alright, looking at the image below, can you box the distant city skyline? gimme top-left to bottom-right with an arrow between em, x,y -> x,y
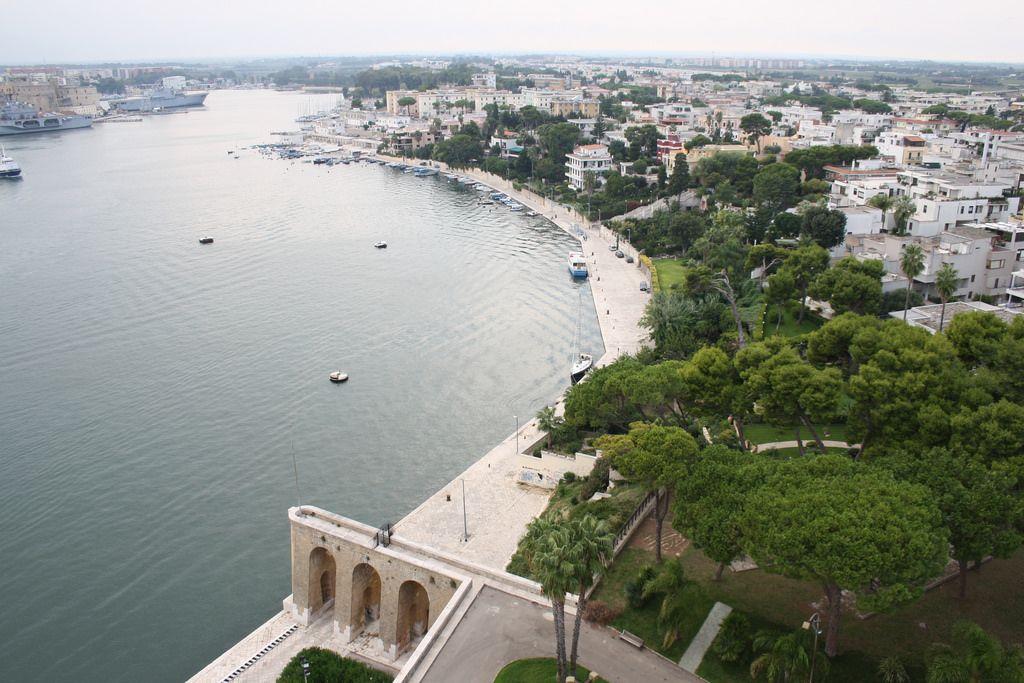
5,0 -> 1023,65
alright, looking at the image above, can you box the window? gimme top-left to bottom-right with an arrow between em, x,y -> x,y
971,274 -> 976,283
988,259 -> 1005,269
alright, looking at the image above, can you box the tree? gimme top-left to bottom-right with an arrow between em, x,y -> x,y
740,113 -> 773,153
935,263 -> 960,333
565,515 -> 614,680
741,456 -> 949,657
753,163 -> 801,211
892,196 -> 916,236
667,158 -> 690,194
899,243 -> 925,321
537,122 -> 582,166
926,621 -> 1024,683
596,423 -> 698,561
431,134 -> 482,167
624,124 -> 661,159
679,348 -> 750,443
765,269 -> 796,330
396,95 -> 416,114
536,406 -> 560,449
778,244 -> 830,324
684,134 -> 712,151
736,342 -> 844,452
800,206 -> 847,249
879,447 -> 1023,599
675,446 -> 764,579
749,630 -> 817,682
867,193 -> 894,231
810,257 -> 884,316
520,518 -> 575,683
854,98 -> 893,114
641,558 -> 705,648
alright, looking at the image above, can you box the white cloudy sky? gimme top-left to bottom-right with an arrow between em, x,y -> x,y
4,0 -> 1022,64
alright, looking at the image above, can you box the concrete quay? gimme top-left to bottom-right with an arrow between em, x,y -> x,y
393,163 -> 652,571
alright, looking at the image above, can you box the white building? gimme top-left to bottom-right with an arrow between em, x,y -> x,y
565,144 -> 613,190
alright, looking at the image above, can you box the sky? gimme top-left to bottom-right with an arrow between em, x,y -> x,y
4,0 -> 1023,65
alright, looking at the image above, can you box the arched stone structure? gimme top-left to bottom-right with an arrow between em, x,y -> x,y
350,563 -> 382,637
284,507 -> 464,660
306,546 -> 336,617
396,580 -> 430,653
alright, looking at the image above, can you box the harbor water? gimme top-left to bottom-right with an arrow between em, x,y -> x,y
0,90 -> 603,682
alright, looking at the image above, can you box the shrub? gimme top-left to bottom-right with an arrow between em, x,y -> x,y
582,600 -> 621,625
278,647 -> 392,683
562,471 -> 577,483
712,612 -> 754,664
624,565 -> 656,609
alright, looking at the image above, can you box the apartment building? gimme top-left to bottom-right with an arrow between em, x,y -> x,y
895,168 -> 1021,237
565,144 -> 613,190
847,227 -> 1016,301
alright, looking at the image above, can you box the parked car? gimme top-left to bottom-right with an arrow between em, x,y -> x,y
608,243 -> 618,251
625,255 -> 634,263
615,250 -> 625,258
640,282 -> 650,292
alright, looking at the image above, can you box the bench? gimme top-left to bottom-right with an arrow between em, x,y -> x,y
619,629 -> 644,648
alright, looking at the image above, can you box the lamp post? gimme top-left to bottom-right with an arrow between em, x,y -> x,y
802,612 -> 822,683
514,415 -> 519,454
301,656 -> 310,683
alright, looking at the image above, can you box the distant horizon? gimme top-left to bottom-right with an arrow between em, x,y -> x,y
3,50 -> 1023,70
5,0 -> 1023,65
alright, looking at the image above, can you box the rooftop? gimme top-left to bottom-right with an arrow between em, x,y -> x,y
895,301 -> 1022,333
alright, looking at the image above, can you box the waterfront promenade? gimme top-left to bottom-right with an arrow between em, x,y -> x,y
394,162 -> 651,570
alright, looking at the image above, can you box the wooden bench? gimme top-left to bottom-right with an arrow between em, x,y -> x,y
619,629 -> 644,648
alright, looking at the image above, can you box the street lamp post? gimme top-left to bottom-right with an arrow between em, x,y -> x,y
514,415 -> 519,454
802,612 -> 822,683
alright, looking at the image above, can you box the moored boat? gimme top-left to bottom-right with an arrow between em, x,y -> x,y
570,353 -> 593,385
374,241 -> 387,249
199,237 -> 214,244
567,252 -> 588,278
329,371 -> 349,383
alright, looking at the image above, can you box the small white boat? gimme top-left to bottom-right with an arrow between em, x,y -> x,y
329,371 -> 349,383
570,353 -> 593,385
0,146 -> 21,178
374,241 -> 387,249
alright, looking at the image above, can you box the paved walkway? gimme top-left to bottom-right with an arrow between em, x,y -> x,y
421,586 -> 703,683
394,163 -> 651,571
678,602 -> 732,673
752,440 -> 853,452
627,516 -> 690,557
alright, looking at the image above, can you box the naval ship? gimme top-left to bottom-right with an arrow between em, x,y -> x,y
0,101 -> 93,136
106,87 -> 208,112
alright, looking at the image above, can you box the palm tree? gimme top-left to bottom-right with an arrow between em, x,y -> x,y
878,656 -> 910,683
749,630 -> 818,682
565,515 -> 613,681
536,406 -> 559,449
521,518 -> 575,683
867,193 -> 894,231
641,558 -> 701,648
935,263 -> 959,332
891,196 -> 916,236
899,243 -> 925,321
926,621 -> 1024,683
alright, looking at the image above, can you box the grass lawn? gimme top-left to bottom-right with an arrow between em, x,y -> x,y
494,657 -> 606,683
743,422 -> 850,445
680,545 -> 1024,671
590,548 -> 715,662
762,304 -> 823,338
652,258 -> 688,290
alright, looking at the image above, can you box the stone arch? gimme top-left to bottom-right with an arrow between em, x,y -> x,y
396,580 -> 430,652
350,563 -> 382,636
307,547 -> 336,615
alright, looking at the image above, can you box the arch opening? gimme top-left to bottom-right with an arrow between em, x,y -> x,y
350,563 -> 382,637
307,547 -> 336,617
396,580 -> 430,653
